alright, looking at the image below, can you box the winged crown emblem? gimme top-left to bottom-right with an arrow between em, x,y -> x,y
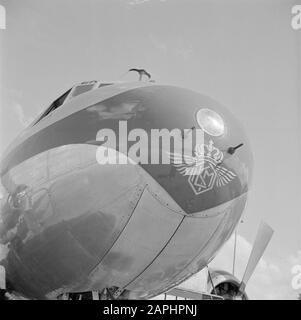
168,140 -> 236,195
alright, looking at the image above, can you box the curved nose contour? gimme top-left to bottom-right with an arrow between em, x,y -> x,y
129,85 -> 253,214
0,83 -> 252,299
87,84 -> 253,214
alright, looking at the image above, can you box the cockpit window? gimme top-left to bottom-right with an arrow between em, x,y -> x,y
33,81 -> 113,126
99,83 -> 113,88
70,84 -> 95,98
33,88 -> 71,125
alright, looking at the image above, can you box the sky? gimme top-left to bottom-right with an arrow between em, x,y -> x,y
0,0 -> 300,299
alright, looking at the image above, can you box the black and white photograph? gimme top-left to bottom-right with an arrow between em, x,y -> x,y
0,0 -> 300,309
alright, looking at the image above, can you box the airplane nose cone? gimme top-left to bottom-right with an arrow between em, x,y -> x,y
127,85 -> 254,214
0,82 -> 253,299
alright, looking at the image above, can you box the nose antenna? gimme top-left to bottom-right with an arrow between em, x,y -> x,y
227,143 -> 244,155
128,68 -> 152,81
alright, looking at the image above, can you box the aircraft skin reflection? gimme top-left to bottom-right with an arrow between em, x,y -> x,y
0,81 -> 252,299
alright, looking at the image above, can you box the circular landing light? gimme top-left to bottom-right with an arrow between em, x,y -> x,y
196,108 -> 225,136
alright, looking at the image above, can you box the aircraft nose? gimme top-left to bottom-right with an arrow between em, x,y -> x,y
89,84 -> 253,215
135,86 -> 253,214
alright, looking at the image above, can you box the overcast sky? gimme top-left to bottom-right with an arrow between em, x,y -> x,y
0,0 -> 300,299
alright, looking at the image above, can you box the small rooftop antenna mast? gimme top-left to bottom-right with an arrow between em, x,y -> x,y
128,68 -> 152,81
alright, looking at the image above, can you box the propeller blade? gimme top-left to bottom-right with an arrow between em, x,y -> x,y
239,221 -> 274,292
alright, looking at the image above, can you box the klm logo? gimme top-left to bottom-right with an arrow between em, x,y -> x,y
169,140 -> 236,195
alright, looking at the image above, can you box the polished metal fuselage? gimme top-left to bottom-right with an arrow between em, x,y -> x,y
0,82 -> 252,299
